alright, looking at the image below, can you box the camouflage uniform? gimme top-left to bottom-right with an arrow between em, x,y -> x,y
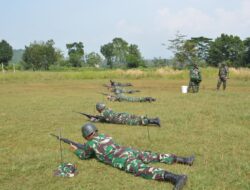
188,65 -> 202,93
110,80 -> 132,87
100,107 -> 150,125
217,64 -> 229,90
74,134 -> 175,180
111,86 -> 139,94
108,93 -> 155,102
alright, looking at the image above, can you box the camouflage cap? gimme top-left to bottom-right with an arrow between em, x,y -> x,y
96,102 -> 106,112
81,123 -> 98,138
54,163 -> 78,177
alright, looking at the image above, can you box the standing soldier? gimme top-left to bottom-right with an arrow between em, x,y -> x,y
96,102 -> 160,126
217,62 -> 229,90
70,123 -> 195,190
188,63 -> 202,93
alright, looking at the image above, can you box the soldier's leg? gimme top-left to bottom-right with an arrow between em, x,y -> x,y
217,78 -> 222,90
197,83 -> 200,92
124,157 -> 165,180
223,79 -> 227,90
136,151 -> 175,164
125,158 -> 187,190
136,151 -> 195,166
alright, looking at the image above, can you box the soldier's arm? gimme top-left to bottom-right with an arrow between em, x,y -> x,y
73,142 -> 94,160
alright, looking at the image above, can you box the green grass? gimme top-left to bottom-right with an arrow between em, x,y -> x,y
0,69 -> 249,190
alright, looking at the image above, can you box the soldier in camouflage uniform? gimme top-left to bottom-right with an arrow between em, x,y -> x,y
217,62 -> 229,90
70,123 -> 195,190
104,85 -> 140,94
188,63 -> 202,93
96,102 -> 160,126
110,80 -> 132,87
106,93 -> 156,102
104,90 -> 156,102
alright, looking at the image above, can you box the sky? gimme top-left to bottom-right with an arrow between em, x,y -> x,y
1,0 -> 250,59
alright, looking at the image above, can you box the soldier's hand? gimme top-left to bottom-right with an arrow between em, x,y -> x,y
70,143 -> 78,151
90,117 -> 98,122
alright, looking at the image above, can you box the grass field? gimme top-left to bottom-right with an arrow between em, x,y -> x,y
0,69 -> 249,190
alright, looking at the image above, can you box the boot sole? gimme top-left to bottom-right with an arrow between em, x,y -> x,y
173,175 -> 187,190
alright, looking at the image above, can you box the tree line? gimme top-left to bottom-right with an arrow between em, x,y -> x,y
0,33 -> 250,71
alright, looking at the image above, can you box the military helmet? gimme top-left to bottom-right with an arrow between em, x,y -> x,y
96,102 -> 106,112
81,123 -> 98,138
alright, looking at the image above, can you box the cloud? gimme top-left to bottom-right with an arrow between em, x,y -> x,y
155,0 -> 250,39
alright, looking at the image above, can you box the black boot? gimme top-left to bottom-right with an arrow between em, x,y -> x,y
175,155 -> 195,166
164,171 -> 187,190
149,117 -> 161,127
145,97 -> 156,102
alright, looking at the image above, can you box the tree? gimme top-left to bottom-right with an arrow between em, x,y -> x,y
112,37 -> 128,64
126,44 -> 144,68
166,31 -> 197,69
85,52 -> 102,67
100,43 -> 114,68
0,40 -> 13,72
189,37 -> 212,62
22,40 -> 57,70
66,42 -> 84,67
208,34 -> 244,67
101,38 -> 130,68
242,37 -> 250,67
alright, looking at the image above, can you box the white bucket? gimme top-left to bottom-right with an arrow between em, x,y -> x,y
181,86 -> 188,94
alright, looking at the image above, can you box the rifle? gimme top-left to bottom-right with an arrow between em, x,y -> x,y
103,84 -> 112,89
50,133 -> 85,149
100,92 -> 113,96
73,111 -> 105,122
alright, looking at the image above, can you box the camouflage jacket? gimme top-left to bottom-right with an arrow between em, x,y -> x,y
100,108 -> 149,125
218,66 -> 229,78
74,134 -> 136,168
111,86 -> 139,94
109,94 -> 146,102
190,67 -> 202,82
74,134 -> 174,169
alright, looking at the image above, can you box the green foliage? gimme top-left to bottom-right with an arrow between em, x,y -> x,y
126,44 -> 144,68
101,38 -> 143,69
208,34 -> 244,67
11,49 -> 24,64
0,40 -> 13,67
167,31 -> 197,69
189,37 -> 212,62
85,52 -> 102,67
66,42 -> 84,67
100,42 -> 114,68
22,40 -> 58,70
242,37 -> 250,67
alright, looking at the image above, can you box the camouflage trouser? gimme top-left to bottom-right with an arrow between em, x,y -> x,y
188,81 -> 200,93
112,149 -> 175,180
122,115 -> 149,125
217,77 -> 227,90
119,96 -> 147,102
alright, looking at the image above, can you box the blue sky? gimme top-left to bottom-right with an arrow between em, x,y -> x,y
1,0 -> 250,58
